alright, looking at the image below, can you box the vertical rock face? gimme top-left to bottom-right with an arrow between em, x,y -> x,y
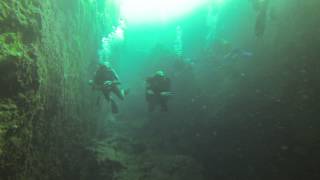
0,0 -> 119,179
0,1 -> 41,178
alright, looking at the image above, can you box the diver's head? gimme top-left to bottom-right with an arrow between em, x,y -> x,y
155,70 -> 165,77
99,61 -> 111,69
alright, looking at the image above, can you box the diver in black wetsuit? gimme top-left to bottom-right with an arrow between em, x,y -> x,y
249,0 -> 270,38
90,62 -> 127,114
145,71 -> 172,112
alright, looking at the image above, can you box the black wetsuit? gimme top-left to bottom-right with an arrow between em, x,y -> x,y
93,65 -> 123,113
253,0 -> 270,38
146,75 -> 171,112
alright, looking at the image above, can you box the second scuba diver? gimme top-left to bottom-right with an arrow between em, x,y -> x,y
145,70 -> 172,112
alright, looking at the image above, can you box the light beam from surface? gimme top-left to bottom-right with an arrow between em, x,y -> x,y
118,0 -> 219,24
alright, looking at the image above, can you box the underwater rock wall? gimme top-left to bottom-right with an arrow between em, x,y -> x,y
0,0 -> 120,179
0,1 -> 41,178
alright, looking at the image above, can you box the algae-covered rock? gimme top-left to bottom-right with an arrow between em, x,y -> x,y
1,0 -> 120,179
0,33 -> 24,58
0,99 -> 20,169
0,32 -> 37,98
0,1 -> 41,179
0,0 -> 41,40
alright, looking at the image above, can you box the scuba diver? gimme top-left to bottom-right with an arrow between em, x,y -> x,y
249,0 -> 270,38
145,71 -> 172,112
210,38 -> 253,60
89,61 -> 128,114
224,48 -> 253,60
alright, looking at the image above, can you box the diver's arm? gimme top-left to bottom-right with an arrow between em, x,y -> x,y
103,69 -> 121,86
90,71 -> 100,90
89,80 -> 99,90
145,78 -> 154,95
160,78 -> 173,96
111,69 -> 121,84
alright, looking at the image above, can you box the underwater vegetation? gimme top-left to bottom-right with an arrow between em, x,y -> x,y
0,0 -> 121,179
0,0 -> 320,180
0,1 -> 40,178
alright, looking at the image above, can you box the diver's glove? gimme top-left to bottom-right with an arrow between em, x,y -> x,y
147,90 -> 154,95
160,91 -> 175,97
89,80 -> 98,90
104,81 -> 113,87
104,80 -> 121,87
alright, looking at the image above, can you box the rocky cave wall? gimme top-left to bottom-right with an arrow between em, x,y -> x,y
0,0 -> 120,179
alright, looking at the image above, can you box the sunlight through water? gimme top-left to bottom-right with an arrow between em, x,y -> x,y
119,0 -> 224,23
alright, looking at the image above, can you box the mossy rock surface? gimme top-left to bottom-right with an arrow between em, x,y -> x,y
1,0 -> 118,179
